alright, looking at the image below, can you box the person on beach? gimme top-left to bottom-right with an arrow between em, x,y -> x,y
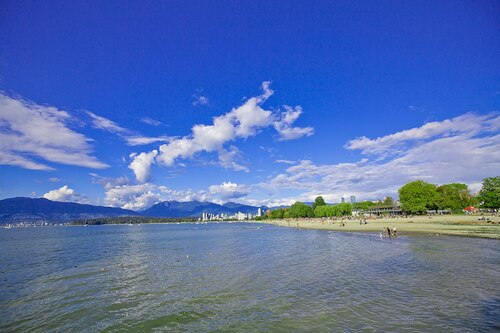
387,226 -> 392,238
392,226 -> 397,237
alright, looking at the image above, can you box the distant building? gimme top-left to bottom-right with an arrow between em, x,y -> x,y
350,195 -> 356,203
236,212 -> 246,220
341,197 -> 345,203
257,207 -> 262,217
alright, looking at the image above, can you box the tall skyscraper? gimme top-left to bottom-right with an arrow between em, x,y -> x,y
350,195 -> 356,203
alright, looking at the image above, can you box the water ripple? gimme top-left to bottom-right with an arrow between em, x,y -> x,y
0,224 -> 499,332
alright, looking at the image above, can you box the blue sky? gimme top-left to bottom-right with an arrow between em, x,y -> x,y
0,1 -> 499,209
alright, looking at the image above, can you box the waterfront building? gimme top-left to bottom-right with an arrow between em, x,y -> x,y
257,207 -> 262,217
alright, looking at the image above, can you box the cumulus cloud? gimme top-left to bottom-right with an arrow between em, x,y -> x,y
130,82 -> 313,181
261,112 -> 500,202
273,106 -> 314,141
104,183 -> 210,210
209,181 -> 250,200
129,150 -> 158,183
43,185 -> 89,204
0,92 -> 108,170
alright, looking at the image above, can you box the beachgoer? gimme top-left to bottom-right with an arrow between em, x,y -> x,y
387,226 -> 392,237
392,225 -> 397,237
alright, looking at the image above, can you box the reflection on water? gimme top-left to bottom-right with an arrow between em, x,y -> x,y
0,224 -> 499,332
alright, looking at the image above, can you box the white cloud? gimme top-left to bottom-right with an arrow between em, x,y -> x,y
209,181 -> 250,200
48,177 -> 61,182
345,112 -> 500,156
87,111 -> 129,134
0,92 -> 108,170
129,150 -> 158,183
140,117 -> 163,126
87,111 -> 170,146
218,146 -> 249,172
131,82 -> 313,181
125,136 -> 170,146
104,183 -> 211,210
90,174 -> 130,190
43,185 -> 89,204
260,112 -> 500,202
273,106 -> 314,141
192,94 -> 210,106
275,159 -> 296,164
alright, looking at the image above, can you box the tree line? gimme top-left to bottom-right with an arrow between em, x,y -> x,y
72,216 -> 198,225
257,176 -> 499,219
398,176 -> 499,214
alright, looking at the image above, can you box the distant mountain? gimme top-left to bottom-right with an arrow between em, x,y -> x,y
142,200 -> 265,218
0,197 -> 267,223
0,197 -> 138,224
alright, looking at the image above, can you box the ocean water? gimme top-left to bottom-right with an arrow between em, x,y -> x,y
0,223 -> 499,332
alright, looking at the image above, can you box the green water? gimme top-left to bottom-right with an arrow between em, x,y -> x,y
1,223 -> 499,332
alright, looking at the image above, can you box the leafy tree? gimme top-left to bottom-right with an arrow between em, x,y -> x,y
478,177 -> 500,208
314,205 -> 334,217
288,201 -> 315,218
398,180 -> 438,214
269,208 -> 285,219
312,196 -> 326,210
352,201 -> 375,210
383,196 -> 394,205
436,183 -> 473,212
333,202 -> 353,216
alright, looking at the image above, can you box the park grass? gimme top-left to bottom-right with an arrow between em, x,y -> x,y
257,215 -> 500,239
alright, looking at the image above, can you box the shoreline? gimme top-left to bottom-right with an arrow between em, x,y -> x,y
255,215 -> 500,240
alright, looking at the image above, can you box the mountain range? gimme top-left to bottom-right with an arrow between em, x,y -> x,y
142,200 -> 267,218
0,197 -> 267,224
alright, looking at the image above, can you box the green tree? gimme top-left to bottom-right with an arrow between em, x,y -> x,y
269,208 -> 285,219
288,201 -> 315,218
333,202 -> 353,216
352,201 -> 375,210
478,177 -> 500,208
383,196 -> 394,205
436,183 -> 472,212
312,196 -> 326,210
314,205 -> 334,217
398,180 -> 438,214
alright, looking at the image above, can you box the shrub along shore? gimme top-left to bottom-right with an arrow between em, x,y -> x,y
255,215 -> 500,239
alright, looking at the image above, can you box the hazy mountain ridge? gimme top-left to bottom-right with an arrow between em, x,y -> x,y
0,197 -> 139,224
0,197 -> 268,223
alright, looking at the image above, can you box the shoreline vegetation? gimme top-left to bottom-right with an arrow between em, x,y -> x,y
256,215 -> 500,240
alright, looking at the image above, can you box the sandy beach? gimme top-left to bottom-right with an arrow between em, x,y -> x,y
257,215 -> 500,239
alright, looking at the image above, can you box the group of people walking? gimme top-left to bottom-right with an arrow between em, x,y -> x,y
381,225 -> 397,238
